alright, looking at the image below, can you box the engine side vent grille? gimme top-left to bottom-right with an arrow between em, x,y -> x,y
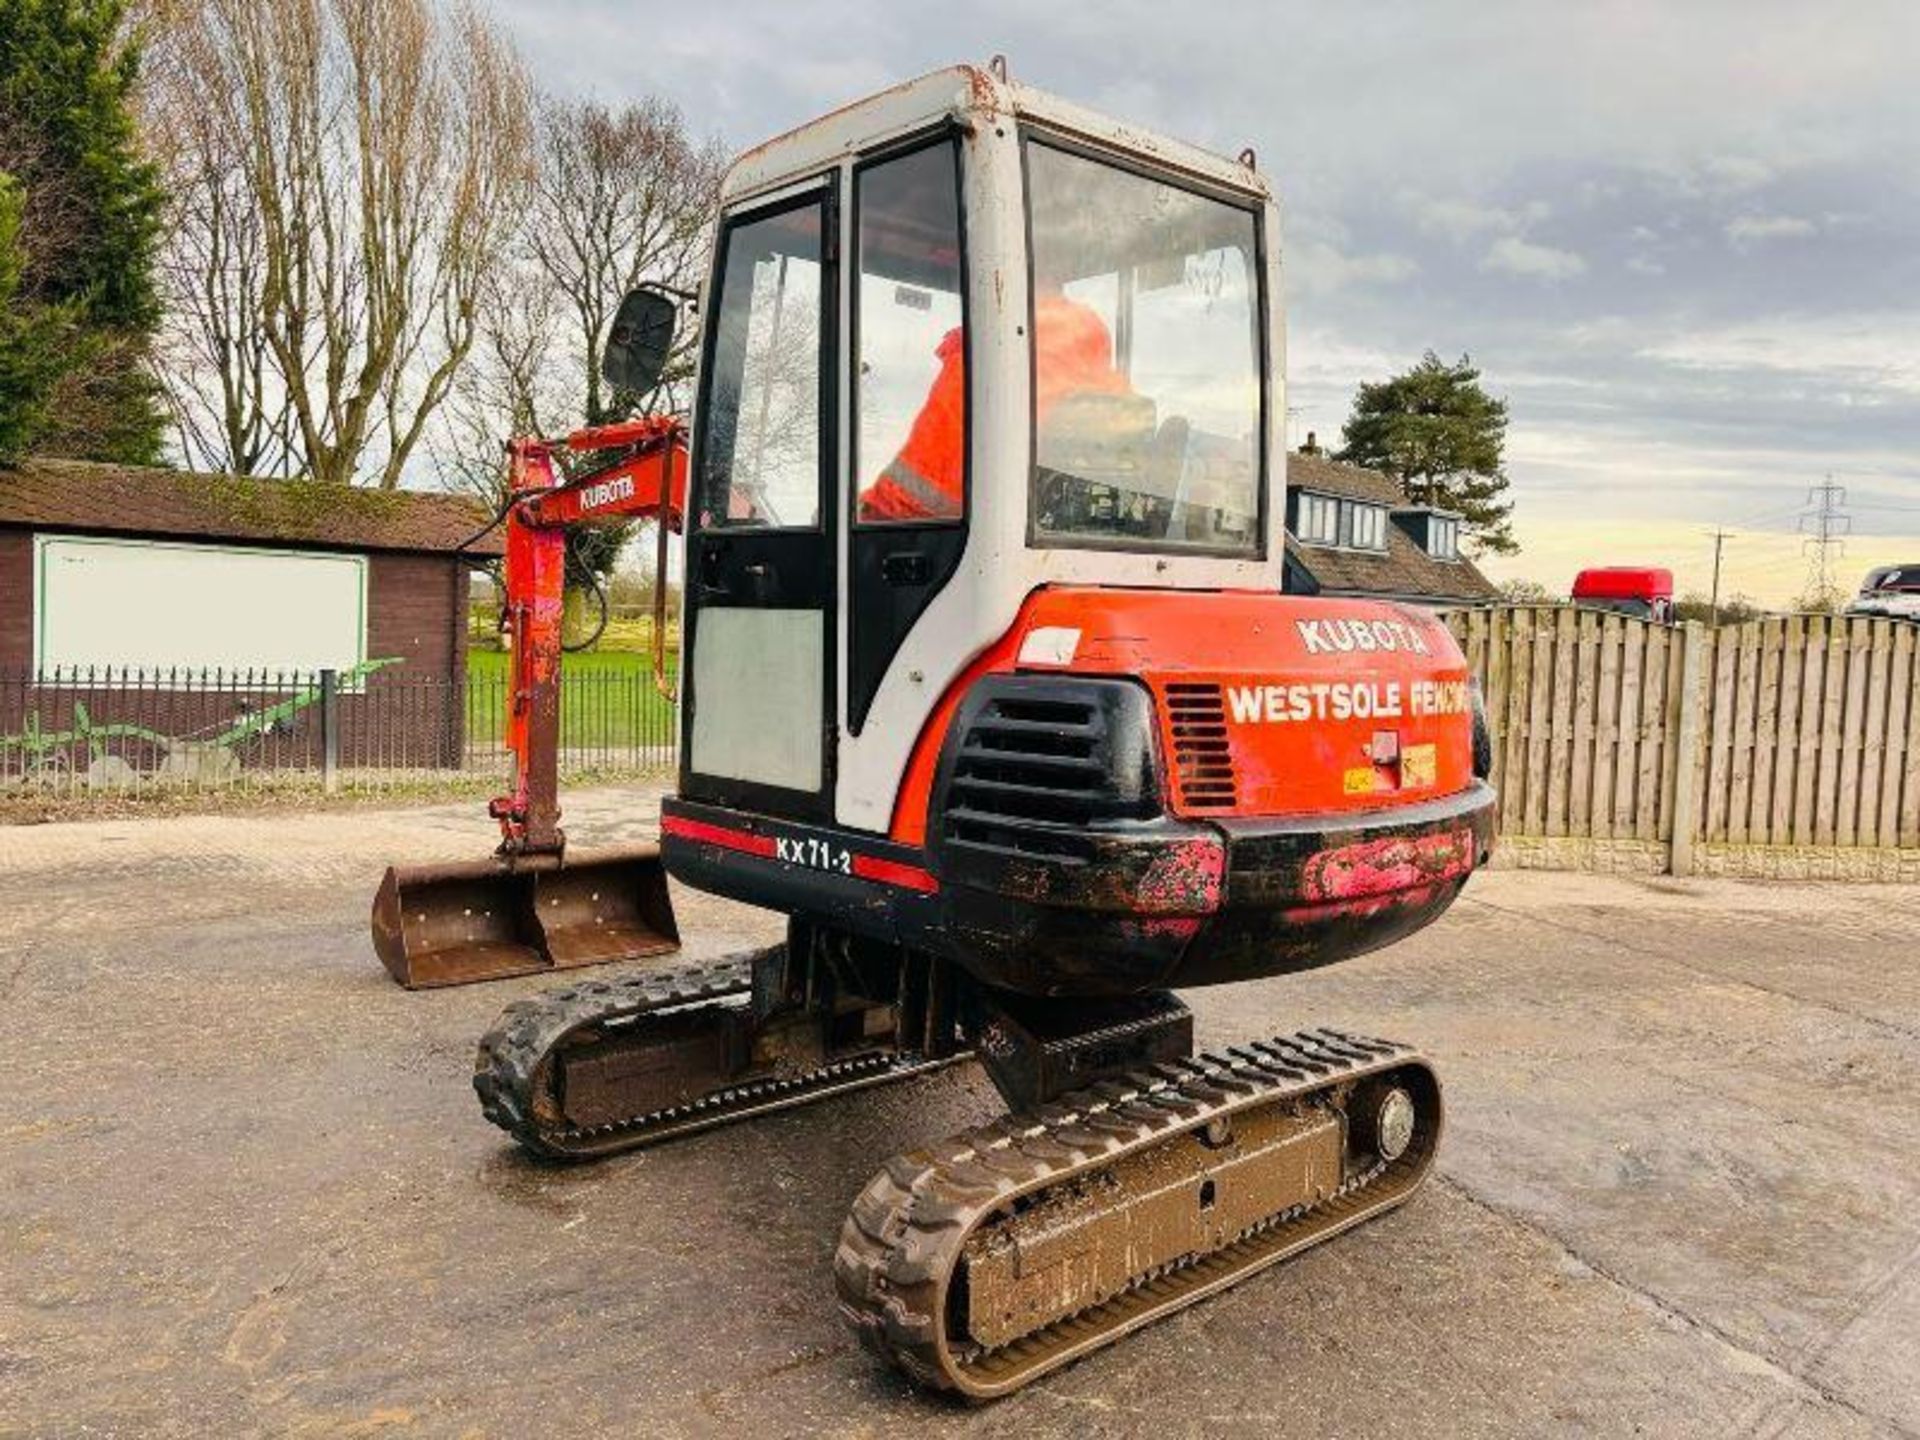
1164,682 -> 1238,811
938,679 -> 1157,866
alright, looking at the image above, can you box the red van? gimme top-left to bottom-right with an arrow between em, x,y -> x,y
1572,567 -> 1675,623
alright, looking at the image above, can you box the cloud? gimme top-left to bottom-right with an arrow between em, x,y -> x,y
1290,240 -> 1418,294
1415,197 -> 1517,242
1724,213 -> 1819,247
1654,154 -> 1779,199
1480,236 -> 1589,281
1641,314 -> 1920,397
1414,190 -> 1591,284
1412,195 -> 1549,243
1699,155 -> 1775,193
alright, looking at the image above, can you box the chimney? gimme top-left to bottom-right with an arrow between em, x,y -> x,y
1299,430 -> 1322,456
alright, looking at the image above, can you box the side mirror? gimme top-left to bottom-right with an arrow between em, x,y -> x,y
601,287 -> 679,397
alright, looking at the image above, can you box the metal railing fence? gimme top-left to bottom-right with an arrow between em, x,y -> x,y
0,662 -> 678,795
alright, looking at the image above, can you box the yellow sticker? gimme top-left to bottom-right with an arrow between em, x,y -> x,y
1343,766 -> 1378,795
1402,743 -> 1437,789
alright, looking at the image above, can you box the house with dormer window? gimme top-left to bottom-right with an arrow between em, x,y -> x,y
1282,447 -> 1498,609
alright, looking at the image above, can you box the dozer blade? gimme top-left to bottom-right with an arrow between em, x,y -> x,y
371,842 -> 679,989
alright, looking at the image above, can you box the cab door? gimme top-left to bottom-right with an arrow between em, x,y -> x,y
681,180 -> 838,822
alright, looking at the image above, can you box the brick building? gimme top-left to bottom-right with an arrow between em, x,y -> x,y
0,458 -> 503,771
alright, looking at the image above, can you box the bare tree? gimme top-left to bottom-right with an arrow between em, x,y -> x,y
527,96 -> 724,426
431,91 -> 723,608
434,255 -> 564,503
141,5 -> 294,473
148,0 -> 532,485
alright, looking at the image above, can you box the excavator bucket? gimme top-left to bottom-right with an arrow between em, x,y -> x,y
371,843 -> 680,989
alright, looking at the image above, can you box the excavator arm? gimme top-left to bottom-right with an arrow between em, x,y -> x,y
492,416 -> 688,856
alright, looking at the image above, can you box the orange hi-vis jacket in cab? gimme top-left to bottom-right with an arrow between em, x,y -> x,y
858,294 -> 1130,523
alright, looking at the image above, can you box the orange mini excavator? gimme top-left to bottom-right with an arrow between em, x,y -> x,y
373,63 -> 1496,1399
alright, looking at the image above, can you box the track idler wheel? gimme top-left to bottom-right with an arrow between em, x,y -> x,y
1349,1078 -> 1419,1162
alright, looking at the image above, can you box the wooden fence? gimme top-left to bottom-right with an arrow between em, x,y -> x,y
1447,607 -> 1920,875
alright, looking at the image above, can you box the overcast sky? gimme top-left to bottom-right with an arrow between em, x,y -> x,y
498,0 -> 1920,603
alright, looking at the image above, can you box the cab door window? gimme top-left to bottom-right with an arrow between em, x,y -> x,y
698,197 -> 827,530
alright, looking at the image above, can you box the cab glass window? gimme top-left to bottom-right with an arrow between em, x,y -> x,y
1025,140 -> 1263,554
697,195 -> 826,529
854,140 -> 966,525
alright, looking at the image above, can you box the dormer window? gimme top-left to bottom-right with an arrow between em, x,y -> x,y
1297,492 -> 1340,545
1389,506 -> 1463,560
1347,503 -> 1386,551
1293,491 -> 1387,551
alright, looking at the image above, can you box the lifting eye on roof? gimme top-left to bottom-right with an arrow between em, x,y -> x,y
1238,147 -> 1257,170
989,54 -> 1009,83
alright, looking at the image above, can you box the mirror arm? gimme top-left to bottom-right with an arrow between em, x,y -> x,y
639,280 -> 700,312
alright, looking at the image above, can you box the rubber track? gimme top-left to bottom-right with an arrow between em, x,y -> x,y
474,953 -> 958,1161
833,1028 -> 1438,1399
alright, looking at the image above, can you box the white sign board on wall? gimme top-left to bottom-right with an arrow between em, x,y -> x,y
34,535 -> 368,676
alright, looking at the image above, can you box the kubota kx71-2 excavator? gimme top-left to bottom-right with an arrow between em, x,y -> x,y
373,65 -> 1496,1399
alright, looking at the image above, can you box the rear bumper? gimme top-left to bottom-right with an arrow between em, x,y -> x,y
937,782 -> 1497,994
1217,783 -> 1498,908
1178,782 -> 1497,986
662,784 -> 1496,999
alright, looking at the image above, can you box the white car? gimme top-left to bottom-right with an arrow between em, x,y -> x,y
1846,565 -> 1920,620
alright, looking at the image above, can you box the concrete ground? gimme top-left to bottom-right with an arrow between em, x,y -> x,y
3,786 -> 1919,1439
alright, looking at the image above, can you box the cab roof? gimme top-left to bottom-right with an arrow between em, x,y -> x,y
719,64 -> 1272,208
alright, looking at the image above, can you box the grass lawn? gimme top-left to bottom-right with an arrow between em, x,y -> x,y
466,647 -> 679,749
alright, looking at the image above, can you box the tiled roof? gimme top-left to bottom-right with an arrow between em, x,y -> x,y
1285,453 -> 1499,605
1286,452 -> 1407,507
0,458 -> 505,558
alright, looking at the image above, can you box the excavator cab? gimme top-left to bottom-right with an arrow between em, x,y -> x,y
673,84 -> 1280,842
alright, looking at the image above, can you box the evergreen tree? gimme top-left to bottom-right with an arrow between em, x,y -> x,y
0,0 -> 166,464
0,175 -> 87,460
1337,351 -> 1517,556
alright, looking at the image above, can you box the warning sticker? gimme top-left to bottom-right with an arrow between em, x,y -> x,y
1402,743 -> 1437,789
1343,766 -> 1379,796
